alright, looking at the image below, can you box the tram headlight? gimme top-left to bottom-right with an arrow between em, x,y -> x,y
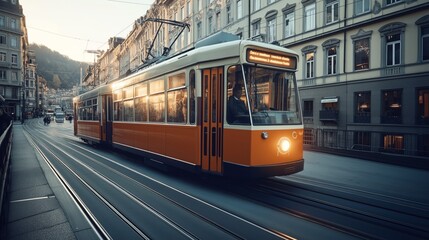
278,137 -> 291,154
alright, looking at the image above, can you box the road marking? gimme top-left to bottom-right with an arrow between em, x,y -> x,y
10,195 -> 56,203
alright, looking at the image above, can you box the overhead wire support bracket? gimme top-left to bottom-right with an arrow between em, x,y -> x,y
138,18 -> 190,68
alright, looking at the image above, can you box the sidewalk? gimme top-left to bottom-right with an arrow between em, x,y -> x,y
2,123 -> 97,240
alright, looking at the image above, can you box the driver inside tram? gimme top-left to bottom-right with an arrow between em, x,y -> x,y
227,84 -> 249,124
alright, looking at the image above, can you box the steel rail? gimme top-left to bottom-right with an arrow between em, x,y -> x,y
22,129 -> 110,240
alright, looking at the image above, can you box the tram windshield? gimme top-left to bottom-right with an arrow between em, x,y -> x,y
227,65 -> 302,126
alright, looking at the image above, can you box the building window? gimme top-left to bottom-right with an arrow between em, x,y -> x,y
353,131 -> 371,151
354,0 -> 370,15
0,52 -> 5,62
386,33 -> 401,66
252,20 -> 260,37
11,54 -> 17,65
304,3 -> 316,31
354,38 -> 370,70
284,12 -> 295,38
197,22 -> 202,40
0,70 -> 6,80
386,0 -> 402,6
305,52 -> 314,78
379,23 -> 405,68
11,36 -> 17,48
327,47 -> 337,75
381,89 -> 402,124
216,12 -> 221,31
267,18 -> 276,43
303,100 -> 313,117
417,88 -> 429,125
253,0 -> 260,11
227,5 -> 233,24
0,35 -> 6,44
354,91 -> 371,123
302,45 -> 317,79
208,16 -> 213,34
237,0 -> 243,19
10,19 -> 16,29
0,16 -> 4,27
381,133 -> 404,154
326,0 -> 339,24
322,39 -> 340,75
11,71 -> 18,81
416,16 -> 429,62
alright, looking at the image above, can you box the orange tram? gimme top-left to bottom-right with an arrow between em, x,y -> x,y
74,34 -> 304,178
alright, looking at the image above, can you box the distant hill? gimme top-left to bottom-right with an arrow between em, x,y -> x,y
29,44 -> 89,89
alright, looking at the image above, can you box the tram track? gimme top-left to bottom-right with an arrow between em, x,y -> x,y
22,119 -> 297,240
23,118 -> 429,239
227,176 -> 429,240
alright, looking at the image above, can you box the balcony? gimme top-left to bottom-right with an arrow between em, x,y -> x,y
381,115 -> 402,124
354,112 -> 370,123
319,110 -> 339,122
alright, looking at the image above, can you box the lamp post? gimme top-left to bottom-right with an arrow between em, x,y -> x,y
85,50 -> 102,87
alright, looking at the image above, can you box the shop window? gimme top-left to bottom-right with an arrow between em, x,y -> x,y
354,91 -> 371,123
381,89 -> 402,124
381,133 -> 404,154
417,88 -> 429,125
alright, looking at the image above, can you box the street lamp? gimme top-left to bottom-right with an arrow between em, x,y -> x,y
85,50 -> 102,86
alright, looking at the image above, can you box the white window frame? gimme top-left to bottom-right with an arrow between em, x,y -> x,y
284,12 -> 295,38
253,0 -> 260,12
355,0 -> 370,15
327,47 -> 337,75
306,52 -> 315,78
237,0 -> 243,19
386,0 -> 402,6
304,3 -> 316,31
386,34 -> 401,66
326,0 -> 339,24
0,52 -> 6,62
267,18 -> 276,43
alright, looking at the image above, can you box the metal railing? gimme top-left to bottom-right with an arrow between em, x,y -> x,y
303,128 -> 429,167
0,121 -> 13,225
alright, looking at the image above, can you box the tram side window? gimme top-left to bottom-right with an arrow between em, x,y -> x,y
167,73 -> 187,123
123,99 -> 134,121
93,99 -> 99,121
226,65 -> 250,125
149,79 -> 165,122
189,70 -> 196,125
114,101 -> 124,121
134,83 -> 148,122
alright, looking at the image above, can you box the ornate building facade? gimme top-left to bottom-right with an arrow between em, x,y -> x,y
87,0 -> 429,158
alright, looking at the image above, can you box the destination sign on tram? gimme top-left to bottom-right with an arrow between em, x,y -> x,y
246,49 -> 297,69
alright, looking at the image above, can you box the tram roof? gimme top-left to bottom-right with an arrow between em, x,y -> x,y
110,37 -> 298,90
75,32 -> 299,100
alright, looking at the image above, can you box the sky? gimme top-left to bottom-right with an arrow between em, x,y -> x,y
20,0 -> 153,63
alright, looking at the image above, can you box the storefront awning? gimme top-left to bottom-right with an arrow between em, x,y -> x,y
321,97 -> 339,103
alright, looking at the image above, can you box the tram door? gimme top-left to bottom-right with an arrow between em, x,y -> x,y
101,94 -> 113,145
201,67 -> 224,174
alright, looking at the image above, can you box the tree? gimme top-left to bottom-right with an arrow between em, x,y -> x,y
52,74 -> 62,89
